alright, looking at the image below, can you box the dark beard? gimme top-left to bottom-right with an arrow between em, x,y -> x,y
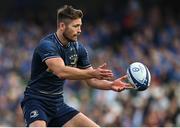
63,32 -> 75,42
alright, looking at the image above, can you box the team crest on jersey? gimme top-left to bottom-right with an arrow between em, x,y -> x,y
30,110 -> 39,118
68,47 -> 78,67
69,54 -> 78,66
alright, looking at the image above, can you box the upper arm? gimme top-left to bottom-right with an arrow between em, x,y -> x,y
37,40 -> 62,62
45,57 -> 65,74
37,40 -> 65,75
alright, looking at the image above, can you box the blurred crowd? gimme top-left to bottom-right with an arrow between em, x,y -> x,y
0,0 -> 179,127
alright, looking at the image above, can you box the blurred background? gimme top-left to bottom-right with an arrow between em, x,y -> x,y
0,0 -> 179,126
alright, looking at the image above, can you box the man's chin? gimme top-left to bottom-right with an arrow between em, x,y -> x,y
72,38 -> 78,42
66,38 -> 76,42
63,33 -> 77,42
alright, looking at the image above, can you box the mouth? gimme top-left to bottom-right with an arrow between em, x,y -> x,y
72,33 -> 80,41
73,35 -> 78,39
75,32 -> 81,36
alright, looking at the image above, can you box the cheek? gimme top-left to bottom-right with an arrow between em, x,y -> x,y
65,28 -> 75,36
68,26 -> 77,33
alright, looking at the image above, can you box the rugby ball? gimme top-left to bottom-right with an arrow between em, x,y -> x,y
127,62 -> 151,91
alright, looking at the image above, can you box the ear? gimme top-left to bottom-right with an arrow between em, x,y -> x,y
58,22 -> 66,31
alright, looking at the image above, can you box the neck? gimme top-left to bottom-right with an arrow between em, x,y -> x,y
56,30 -> 68,46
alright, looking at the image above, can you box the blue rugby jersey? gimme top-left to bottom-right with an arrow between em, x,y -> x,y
24,33 -> 91,102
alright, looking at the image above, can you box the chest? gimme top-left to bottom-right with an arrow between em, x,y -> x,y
62,46 -> 78,67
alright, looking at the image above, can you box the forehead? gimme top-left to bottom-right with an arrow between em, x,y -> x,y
69,18 -> 82,25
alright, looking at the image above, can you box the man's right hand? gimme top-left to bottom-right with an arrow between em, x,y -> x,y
92,63 -> 114,80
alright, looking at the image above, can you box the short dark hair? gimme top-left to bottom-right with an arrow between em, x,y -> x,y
57,5 -> 83,24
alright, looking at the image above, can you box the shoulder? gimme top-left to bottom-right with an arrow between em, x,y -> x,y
36,34 -> 57,51
37,33 -> 57,49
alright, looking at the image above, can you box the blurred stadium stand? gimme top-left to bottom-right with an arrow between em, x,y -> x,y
0,0 -> 179,126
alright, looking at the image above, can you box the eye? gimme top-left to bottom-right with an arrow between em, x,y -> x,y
73,25 -> 79,28
73,24 -> 81,28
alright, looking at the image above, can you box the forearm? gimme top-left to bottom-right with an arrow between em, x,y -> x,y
46,58 -> 95,80
46,58 -> 112,80
54,66 -> 95,80
85,78 -> 113,90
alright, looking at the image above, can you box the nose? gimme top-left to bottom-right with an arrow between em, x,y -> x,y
77,27 -> 81,33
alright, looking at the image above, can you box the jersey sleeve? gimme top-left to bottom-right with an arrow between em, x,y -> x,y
37,40 -> 61,62
77,43 -> 91,69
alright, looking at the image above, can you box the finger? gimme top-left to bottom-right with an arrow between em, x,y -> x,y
120,81 -> 131,86
107,76 -> 115,81
101,75 -> 115,81
121,75 -> 128,79
100,69 -> 112,74
105,76 -> 114,80
119,75 -> 128,81
99,77 -> 111,80
117,87 -> 125,92
112,85 -> 124,92
101,72 -> 113,76
101,74 -> 114,79
124,83 -> 135,89
99,63 -> 107,69
100,72 -> 113,77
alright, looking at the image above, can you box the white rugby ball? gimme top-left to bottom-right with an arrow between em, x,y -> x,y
127,62 -> 151,91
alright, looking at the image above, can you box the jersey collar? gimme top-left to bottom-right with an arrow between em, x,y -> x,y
54,33 -> 71,47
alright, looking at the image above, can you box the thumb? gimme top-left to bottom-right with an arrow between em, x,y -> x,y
119,75 -> 128,81
99,63 -> 107,69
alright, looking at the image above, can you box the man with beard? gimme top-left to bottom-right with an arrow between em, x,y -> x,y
21,5 -> 133,127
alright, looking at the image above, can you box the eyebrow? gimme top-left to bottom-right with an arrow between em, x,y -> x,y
73,24 -> 81,27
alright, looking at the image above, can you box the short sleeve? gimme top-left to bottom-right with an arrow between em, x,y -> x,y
77,43 -> 91,69
37,40 -> 61,62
